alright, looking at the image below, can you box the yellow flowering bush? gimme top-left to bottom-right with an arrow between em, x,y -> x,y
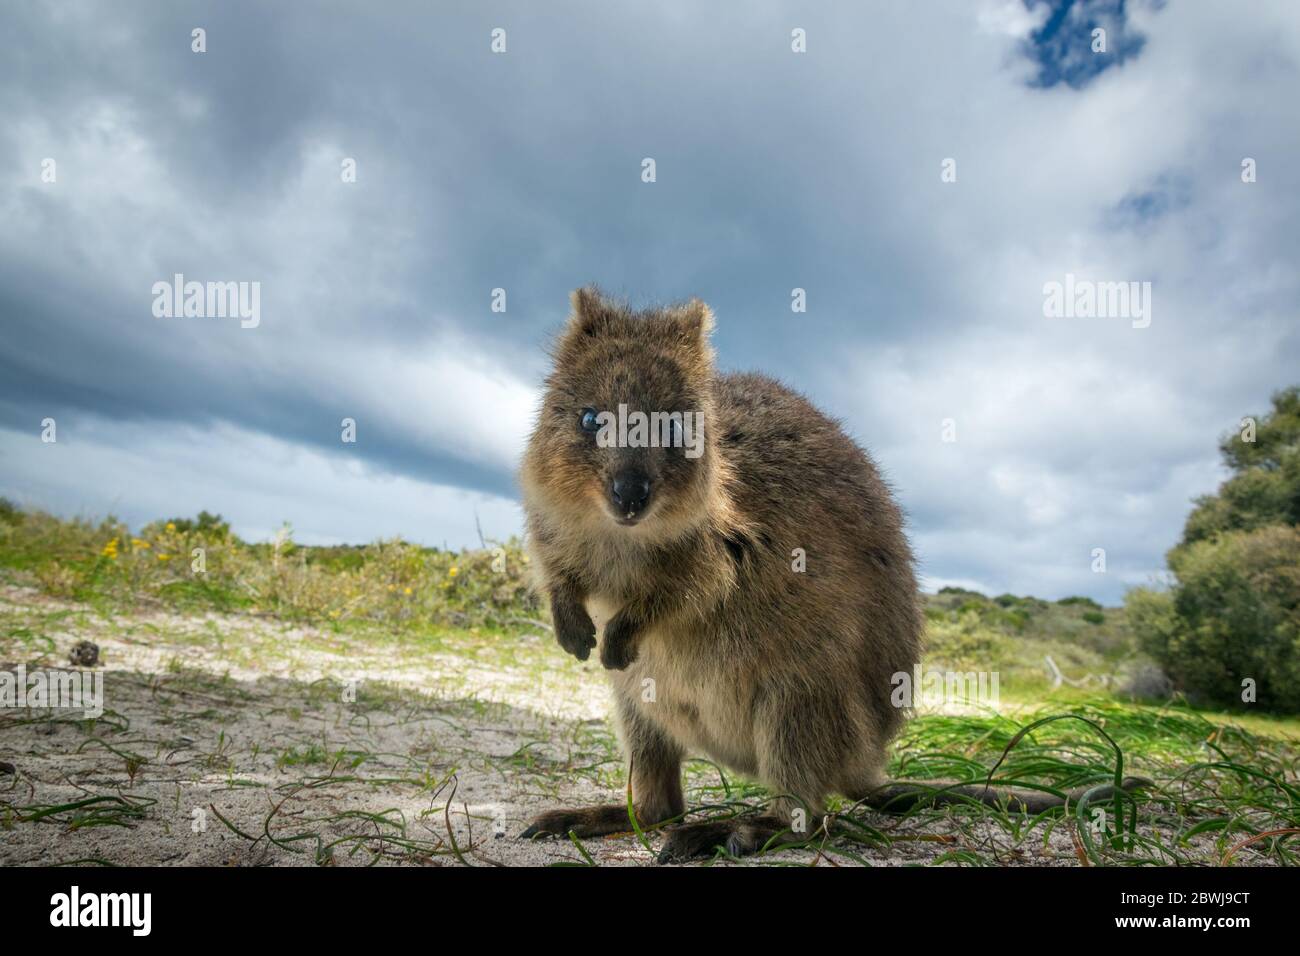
0,501 -> 538,630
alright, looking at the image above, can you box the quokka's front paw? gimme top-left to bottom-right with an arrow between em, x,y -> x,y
600,613 -> 640,670
553,604 -> 597,661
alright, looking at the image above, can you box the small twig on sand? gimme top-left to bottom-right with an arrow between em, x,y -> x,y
504,616 -> 553,632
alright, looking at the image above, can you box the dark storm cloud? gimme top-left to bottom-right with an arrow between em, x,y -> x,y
2,0 -> 1298,602
0,0 -> 972,498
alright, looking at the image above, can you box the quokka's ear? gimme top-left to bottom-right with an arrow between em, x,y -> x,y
677,297 -> 715,338
565,285 -> 613,339
669,297 -> 715,356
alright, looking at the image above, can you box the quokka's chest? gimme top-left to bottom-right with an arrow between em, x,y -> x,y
586,596 -> 758,775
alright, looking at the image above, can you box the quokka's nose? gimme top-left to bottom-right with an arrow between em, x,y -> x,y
610,473 -> 652,517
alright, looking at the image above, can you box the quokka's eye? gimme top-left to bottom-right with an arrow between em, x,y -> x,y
579,408 -> 601,433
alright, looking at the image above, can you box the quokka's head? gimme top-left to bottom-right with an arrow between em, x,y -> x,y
525,287 -> 718,536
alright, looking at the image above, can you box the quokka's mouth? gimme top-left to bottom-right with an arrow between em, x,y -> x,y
599,484 -> 656,528
610,505 -> 653,527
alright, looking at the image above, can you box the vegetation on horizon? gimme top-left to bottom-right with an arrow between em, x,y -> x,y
0,499 -> 538,634
0,499 -> 1153,697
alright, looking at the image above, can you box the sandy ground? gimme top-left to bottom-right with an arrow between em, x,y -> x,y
0,584 -> 1120,866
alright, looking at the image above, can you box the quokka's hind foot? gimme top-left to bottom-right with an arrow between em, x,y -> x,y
520,804 -> 650,840
656,819 -> 736,862
657,814 -> 812,863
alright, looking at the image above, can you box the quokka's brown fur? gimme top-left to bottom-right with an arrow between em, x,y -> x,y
519,288 -> 1141,861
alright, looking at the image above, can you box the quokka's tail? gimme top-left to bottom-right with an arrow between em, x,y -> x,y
863,776 -> 1153,815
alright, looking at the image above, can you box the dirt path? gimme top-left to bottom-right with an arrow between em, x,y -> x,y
0,585 -> 1090,866
0,584 -> 658,865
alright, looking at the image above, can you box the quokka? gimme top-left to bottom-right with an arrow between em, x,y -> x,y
520,288 -> 1144,861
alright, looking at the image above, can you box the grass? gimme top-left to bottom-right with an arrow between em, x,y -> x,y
608,697 -> 1297,867
888,700 -> 1298,865
0,501 -> 1297,866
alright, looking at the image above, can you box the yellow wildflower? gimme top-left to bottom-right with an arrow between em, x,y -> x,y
165,522 -> 177,532
448,567 -> 459,577
157,553 -> 171,561
403,587 -> 413,596
132,538 -> 150,549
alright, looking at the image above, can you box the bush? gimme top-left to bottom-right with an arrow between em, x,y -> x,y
921,608 -> 1014,671
0,498 -> 21,526
1178,386 -> 1300,552
152,510 -> 231,539
1128,526 -> 1300,712
999,608 -> 1030,632
1129,385 -> 1300,714
1121,663 -> 1174,701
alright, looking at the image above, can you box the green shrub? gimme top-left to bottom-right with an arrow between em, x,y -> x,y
0,498 -> 21,526
922,610 -> 1014,671
1178,386 -> 1300,552
999,608 -> 1030,632
1128,526 -> 1300,712
1128,385 -> 1300,714
153,510 -> 231,539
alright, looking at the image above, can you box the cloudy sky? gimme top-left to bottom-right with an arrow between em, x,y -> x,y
2,0 -> 1297,603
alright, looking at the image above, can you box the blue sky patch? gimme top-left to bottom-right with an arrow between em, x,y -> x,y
1023,0 -> 1151,89
1104,173 -> 1193,232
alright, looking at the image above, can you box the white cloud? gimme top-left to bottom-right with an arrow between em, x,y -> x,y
976,0 -> 1051,39
0,422 -> 524,549
2,0 -> 1297,604
813,0 -> 1300,601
